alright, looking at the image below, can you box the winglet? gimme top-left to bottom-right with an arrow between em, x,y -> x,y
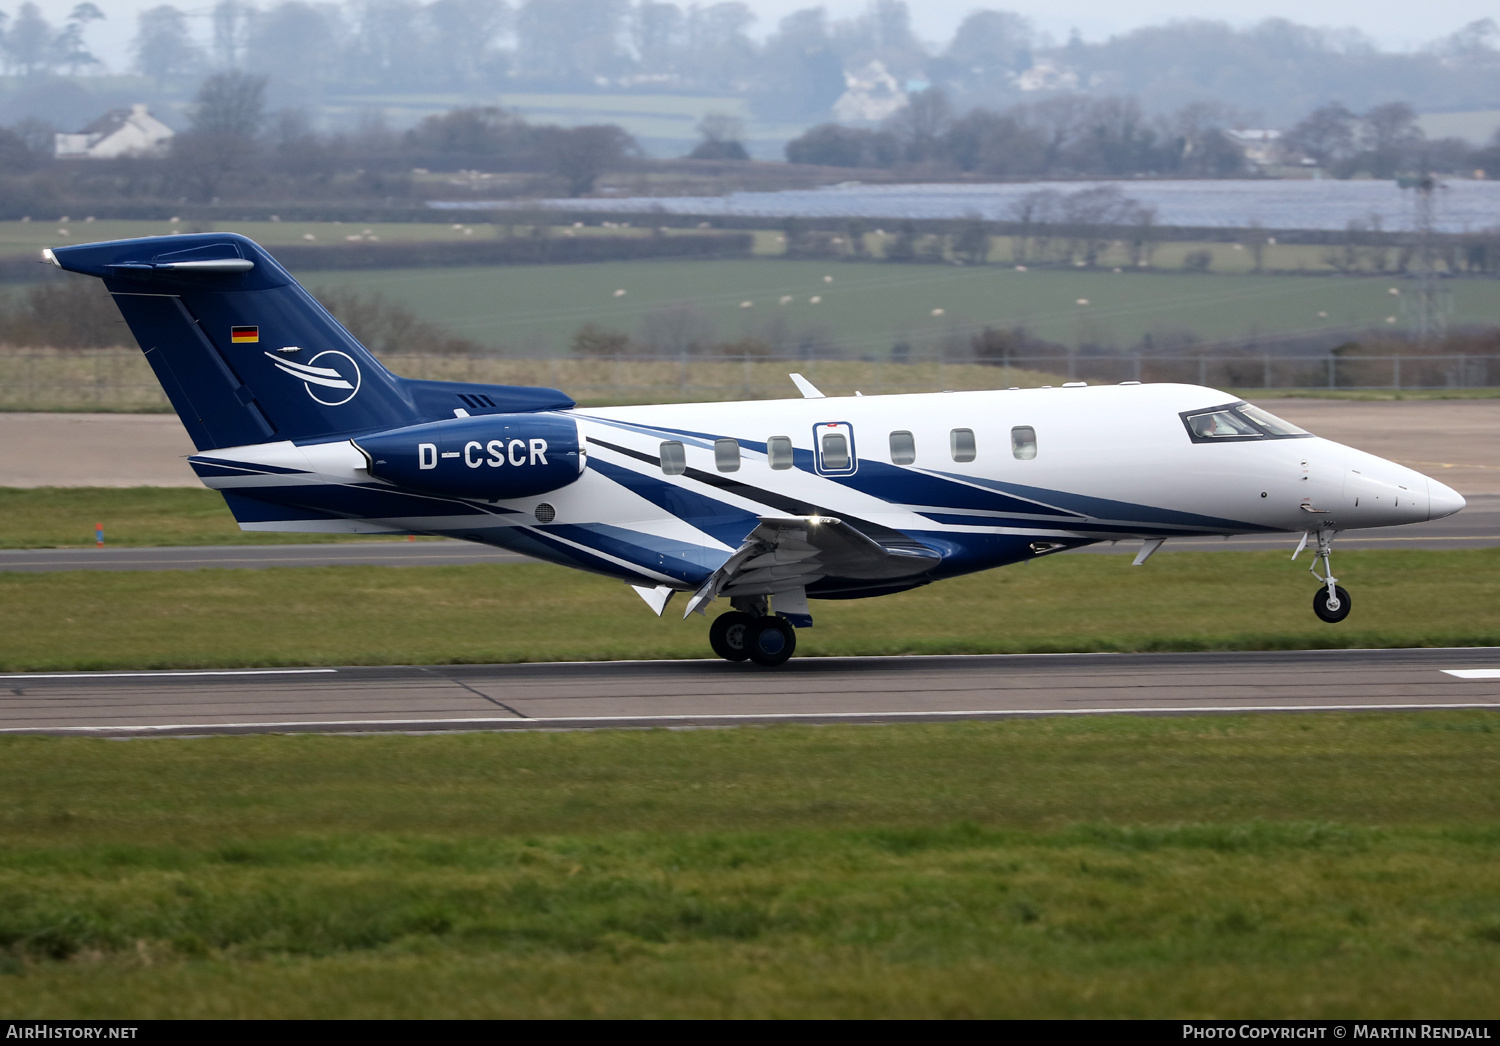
788,373 -> 825,399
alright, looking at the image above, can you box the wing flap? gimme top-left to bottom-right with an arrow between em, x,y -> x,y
683,515 -> 940,617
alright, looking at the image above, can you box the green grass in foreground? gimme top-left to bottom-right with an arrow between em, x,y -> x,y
0,487 -> 423,548
0,716 -> 1497,1017
1,549 -> 1497,671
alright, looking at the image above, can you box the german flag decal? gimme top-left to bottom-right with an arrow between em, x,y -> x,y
230,326 -> 259,344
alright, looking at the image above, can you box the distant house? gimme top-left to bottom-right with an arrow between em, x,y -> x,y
833,60 -> 907,124
1015,60 -> 1079,93
55,104 -> 174,159
1227,129 -> 1283,169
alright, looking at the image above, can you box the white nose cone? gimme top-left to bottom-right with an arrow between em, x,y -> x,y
1428,478 -> 1466,521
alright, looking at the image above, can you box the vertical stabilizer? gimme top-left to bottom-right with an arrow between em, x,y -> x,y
46,233 -> 422,450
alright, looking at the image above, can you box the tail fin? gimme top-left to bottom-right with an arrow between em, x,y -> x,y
45,233 -> 568,451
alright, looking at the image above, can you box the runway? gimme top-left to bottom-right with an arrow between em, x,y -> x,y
1,496 -> 1494,571
3,648 -> 1497,737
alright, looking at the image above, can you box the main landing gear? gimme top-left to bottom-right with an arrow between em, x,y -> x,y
1296,528 -> 1352,624
708,600 -> 798,667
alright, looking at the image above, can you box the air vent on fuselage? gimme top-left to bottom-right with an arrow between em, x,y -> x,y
456,393 -> 500,411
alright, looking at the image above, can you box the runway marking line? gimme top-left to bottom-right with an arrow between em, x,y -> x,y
3,647 -> 1497,679
0,669 -> 339,681
1443,669 -> 1500,679
4,701 -> 1498,735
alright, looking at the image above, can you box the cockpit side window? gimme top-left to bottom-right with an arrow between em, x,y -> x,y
1182,403 -> 1313,443
1187,410 -> 1260,439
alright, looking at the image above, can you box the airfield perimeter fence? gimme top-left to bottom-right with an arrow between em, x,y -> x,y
2,348 -> 1498,412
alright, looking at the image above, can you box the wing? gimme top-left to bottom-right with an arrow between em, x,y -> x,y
683,515 -> 941,619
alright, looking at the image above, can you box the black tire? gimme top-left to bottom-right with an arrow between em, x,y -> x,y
1313,585 -> 1352,623
709,611 -> 755,661
746,616 -> 797,667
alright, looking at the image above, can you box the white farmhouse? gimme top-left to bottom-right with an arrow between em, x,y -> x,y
1015,60 -> 1079,93
1226,129 -> 1283,169
55,104 -> 175,159
832,60 -> 907,124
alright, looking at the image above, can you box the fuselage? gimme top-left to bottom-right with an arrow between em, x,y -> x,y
190,381 -> 1466,598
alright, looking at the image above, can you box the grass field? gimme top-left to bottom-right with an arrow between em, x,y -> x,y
1,549 -> 1496,671
1,217 -> 1370,273
0,347 -> 1072,412
1,714 -> 1497,1017
0,488 -> 422,548
303,258 -> 1500,356
0,218 -> 675,260
9,219 -> 1498,359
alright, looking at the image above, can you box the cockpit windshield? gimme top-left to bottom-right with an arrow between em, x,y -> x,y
1236,404 -> 1309,436
1182,402 -> 1313,443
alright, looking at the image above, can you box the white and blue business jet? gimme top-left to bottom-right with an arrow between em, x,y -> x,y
45,233 -> 1465,665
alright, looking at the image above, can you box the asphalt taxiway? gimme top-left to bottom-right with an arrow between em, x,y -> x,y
3,648 -> 1497,737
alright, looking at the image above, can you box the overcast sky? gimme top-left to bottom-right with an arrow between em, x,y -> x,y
16,0 -> 1493,73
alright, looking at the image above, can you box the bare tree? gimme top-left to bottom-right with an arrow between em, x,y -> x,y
1283,102 -> 1357,168
539,124 -> 637,196
882,87 -> 953,163
133,5 -> 201,81
211,1 -> 253,70
53,4 -> 105,76
688,113 -> 748,160
3,3 -> 56,75
640,303 -> 716,357
172,71 -> 267,200
1362,101 -> 1423,178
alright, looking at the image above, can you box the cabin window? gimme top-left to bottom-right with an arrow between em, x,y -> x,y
714,438 -> 740,472
660,440 -> 686,475
767,435 -> 794,470
889,430 -> 916,465
1011,426 -> 1037,460
821,432 -> 851,470
950,428 -> 976,462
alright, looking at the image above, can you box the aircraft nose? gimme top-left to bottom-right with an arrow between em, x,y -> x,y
1428,478 -> 1466,521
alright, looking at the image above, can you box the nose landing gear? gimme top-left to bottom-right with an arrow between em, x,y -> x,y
1296,528 -> 1352,623
1313,585 -> 1352,623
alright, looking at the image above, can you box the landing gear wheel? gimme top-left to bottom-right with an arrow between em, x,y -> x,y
1313,585 -> 1352,623
746,616 -> 797,667
709,611 -> 754,662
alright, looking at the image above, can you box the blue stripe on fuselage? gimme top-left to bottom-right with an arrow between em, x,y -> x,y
936,472 -> 1271,532
585,456 -> 759,548
824,459 -> 1080,518
545,523 -> 718,586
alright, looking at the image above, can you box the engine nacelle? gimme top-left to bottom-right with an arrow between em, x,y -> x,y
354,413 -> 584,500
